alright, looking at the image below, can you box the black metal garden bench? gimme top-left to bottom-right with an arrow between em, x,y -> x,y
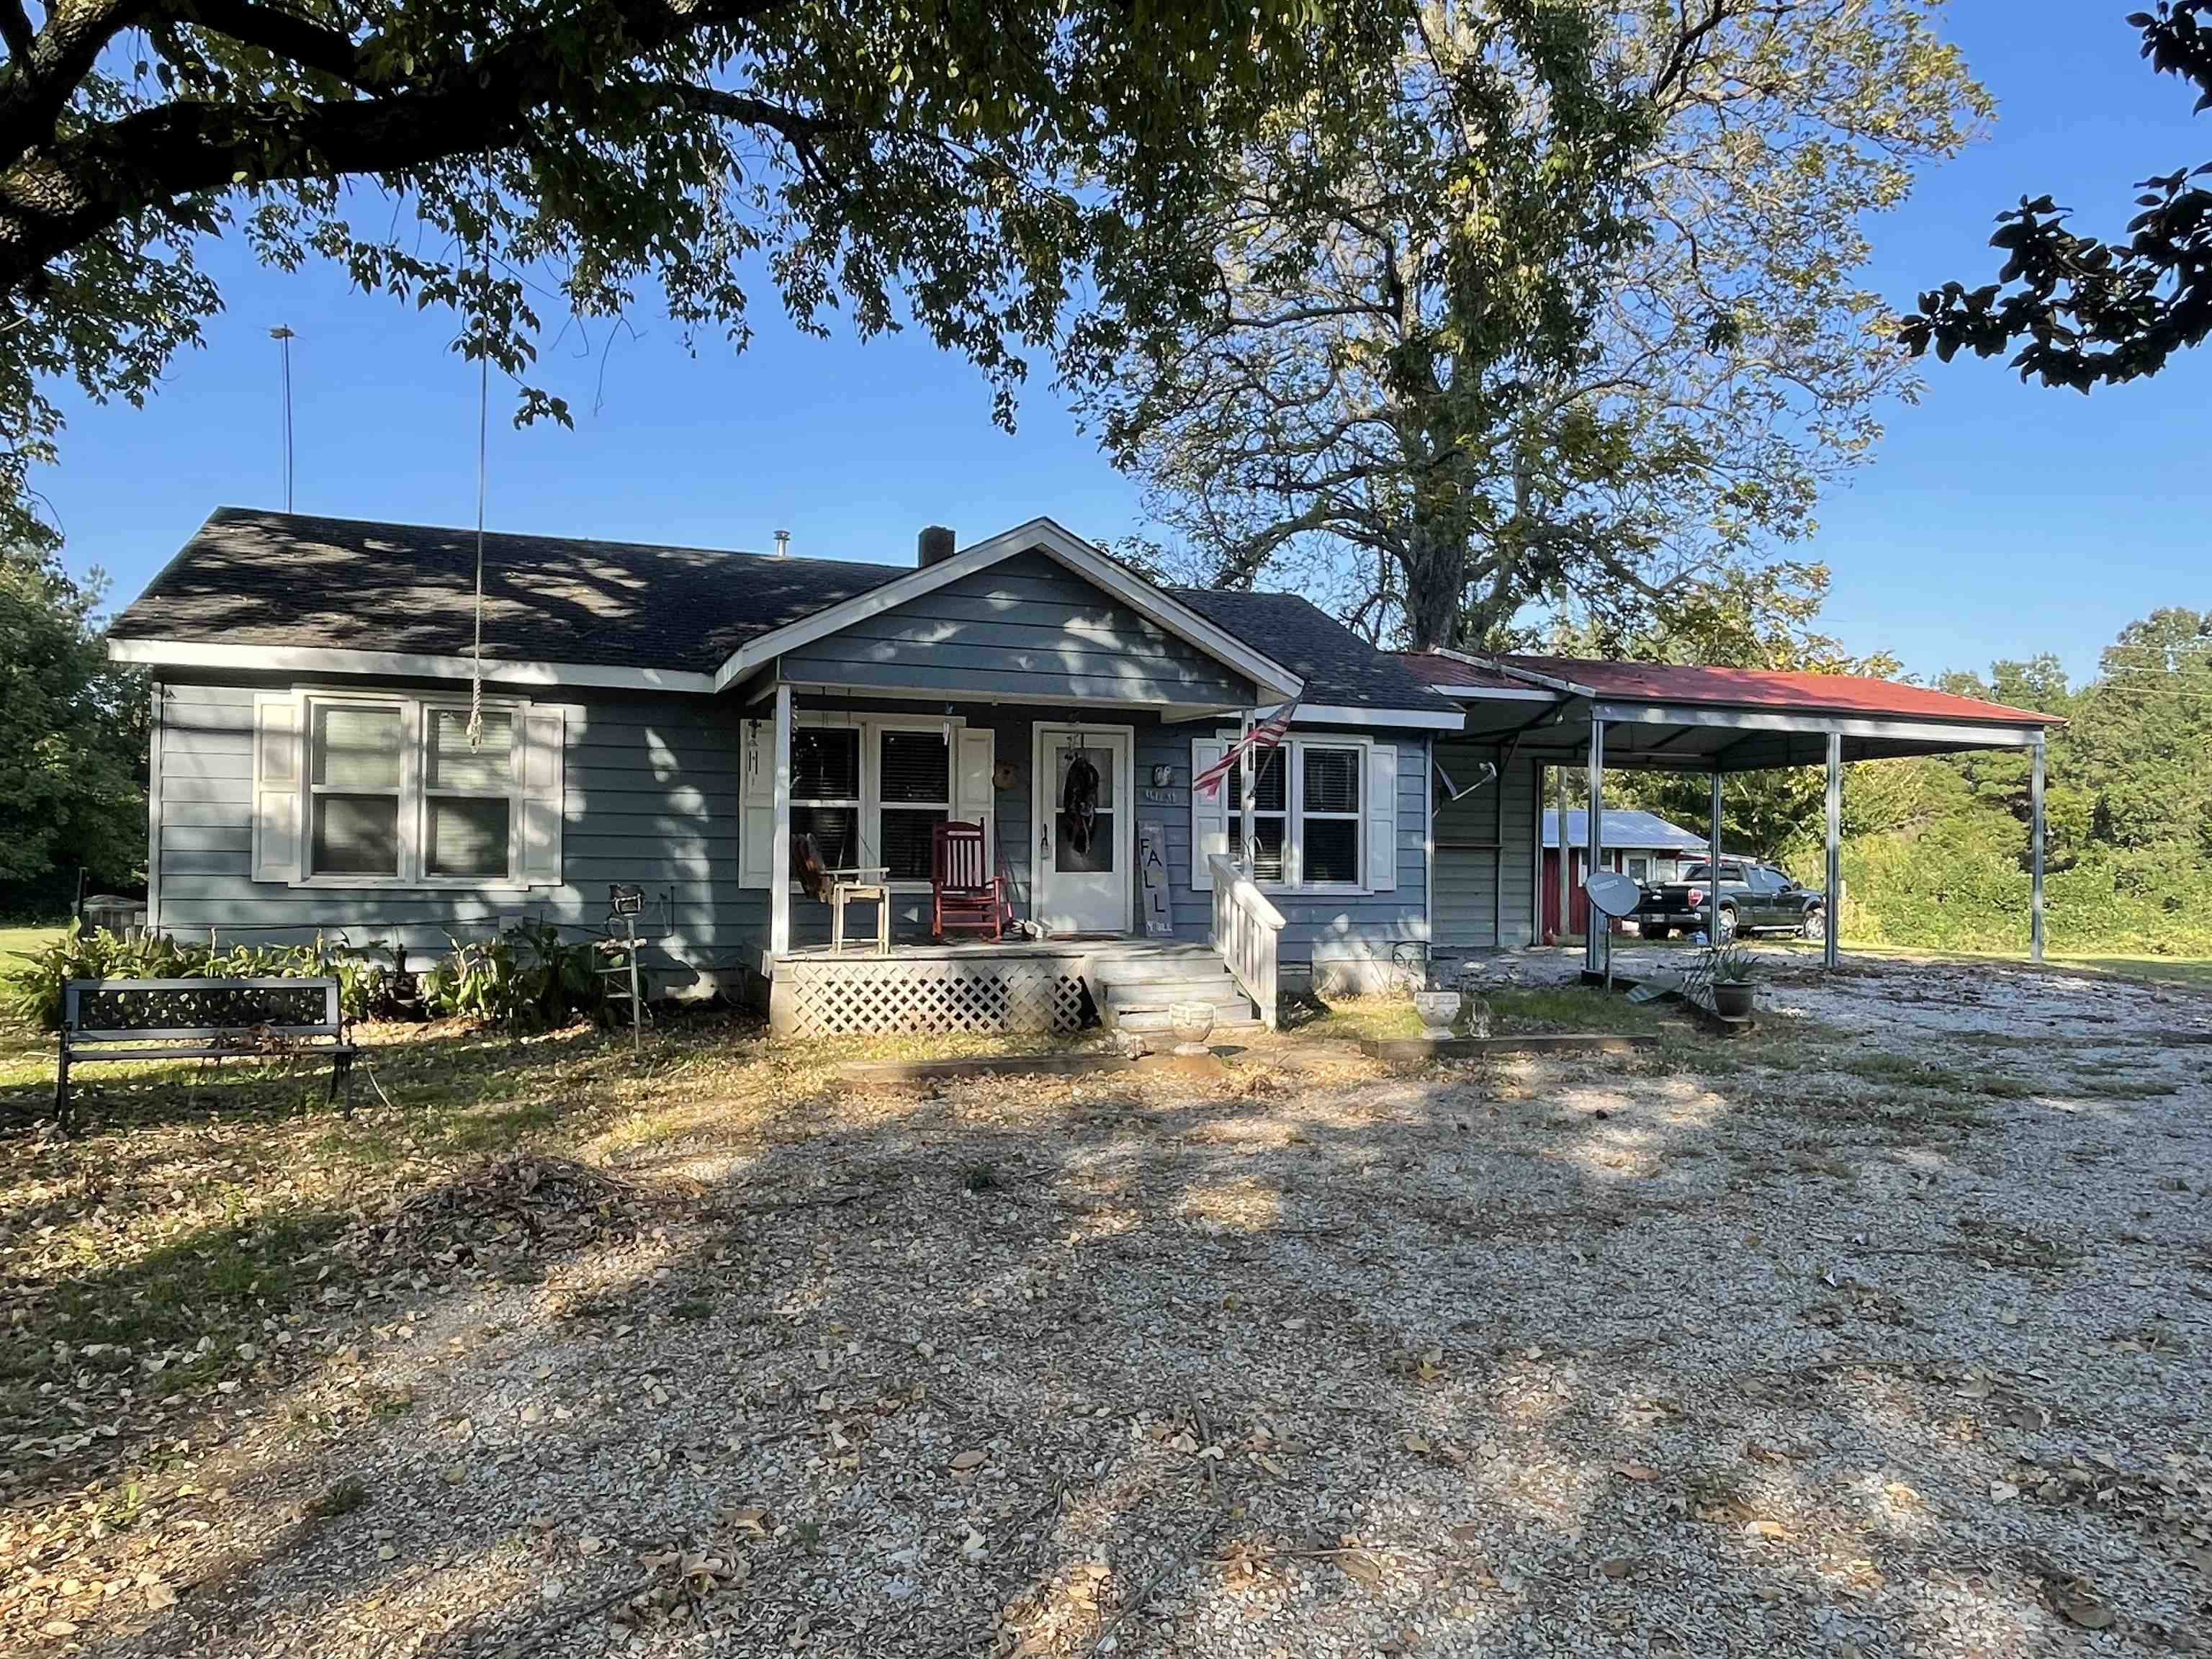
56,977 -> 356,1131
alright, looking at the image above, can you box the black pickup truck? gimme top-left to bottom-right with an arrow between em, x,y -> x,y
1635,860 -> 1825,943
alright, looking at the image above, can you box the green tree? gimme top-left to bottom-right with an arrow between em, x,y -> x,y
1902,4 -> 2212,389
0,552 -> 144,912
1563,560 -> 1912,862
0,0 -> 1399,554
1090,0 -> 1987,649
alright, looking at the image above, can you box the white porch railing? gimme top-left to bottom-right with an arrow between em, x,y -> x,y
1208,853 -> 1285,1030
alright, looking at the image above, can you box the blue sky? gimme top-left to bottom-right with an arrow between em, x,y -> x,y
42,3 -> 2211,686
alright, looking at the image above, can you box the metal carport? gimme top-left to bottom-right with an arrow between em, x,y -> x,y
1395,651 -> 2066,976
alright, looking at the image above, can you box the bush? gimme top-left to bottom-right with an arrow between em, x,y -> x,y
416,922 -> 605,1033
1,923 -> 405,1031
1841,814 -> 2212,958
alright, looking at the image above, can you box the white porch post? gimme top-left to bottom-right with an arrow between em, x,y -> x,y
1584,714 -> 1606,979
1824,730 -> 1843,972
770,680 -> 792,958
2031,737 -> 2046,963
1707,764 -> 1723,948
1238,709 -> 1256,878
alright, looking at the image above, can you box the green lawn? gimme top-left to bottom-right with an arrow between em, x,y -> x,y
0,922 -> 63,963
1290,984 -> 1674,1043
1842,943 -> 2212,992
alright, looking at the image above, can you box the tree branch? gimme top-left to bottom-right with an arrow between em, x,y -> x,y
0,1 -> 34,63
171,0 -> 389,91
0,0 -> 804,291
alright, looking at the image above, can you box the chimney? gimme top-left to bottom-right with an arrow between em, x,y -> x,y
917,525 -> 957,567
773,529 -> 790,559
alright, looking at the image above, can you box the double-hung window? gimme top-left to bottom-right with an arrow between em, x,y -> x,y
878,729 -> 951,881
286,693 -> 549,886
1299,745 -> 1362,885
423,707 -> 515,878
777,716 -> 966,888
789,727 -> 863,872
1227,737 -> 1367,890
308,701 -> 405,878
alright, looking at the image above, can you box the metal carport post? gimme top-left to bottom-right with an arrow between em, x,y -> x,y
2031,737 -> 2046,963
1825,732 -> 1842,971
1584,711 -> 1606,980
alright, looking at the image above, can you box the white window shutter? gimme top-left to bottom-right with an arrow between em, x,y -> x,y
1366,742 -> 1399,891
517,706 -> 565,887
251,691 -> 305,884
955,727 -> 995,862
739,718 -> 774,889
1190,737 -> 1228,891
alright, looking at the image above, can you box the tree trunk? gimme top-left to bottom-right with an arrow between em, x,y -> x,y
1400,508 -> 1465,651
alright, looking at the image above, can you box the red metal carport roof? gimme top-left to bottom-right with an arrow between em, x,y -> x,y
1391,650 -> 2060,727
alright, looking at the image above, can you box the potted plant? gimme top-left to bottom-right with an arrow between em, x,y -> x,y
1710,947 -> 1758,1018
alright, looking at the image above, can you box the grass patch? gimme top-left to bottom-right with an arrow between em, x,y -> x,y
0,1207 -> 345,1410
1847,945 -> 2212,993
2062,1072 -> 2182,1100
305,1476 -> 369,1520
1824,1048 -> 2032,1099
0,924 -> 64,964
1288,986 -> 1671,1045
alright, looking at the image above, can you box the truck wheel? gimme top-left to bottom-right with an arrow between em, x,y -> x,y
1714,906 -> 1737,943
1802,906 -> 1825,943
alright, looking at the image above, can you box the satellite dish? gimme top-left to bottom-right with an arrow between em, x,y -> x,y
1583,868 -> 1642,920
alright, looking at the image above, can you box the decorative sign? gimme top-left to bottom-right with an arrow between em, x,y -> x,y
1138,786 -> 1177,805
1138,819 -> 1174,938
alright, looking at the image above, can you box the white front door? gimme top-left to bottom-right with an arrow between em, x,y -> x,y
1033,724 -> 1133,935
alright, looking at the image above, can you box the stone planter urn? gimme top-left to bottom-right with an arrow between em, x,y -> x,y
1169,1000 -> 1218,1056
1411,990 -> 1461,1037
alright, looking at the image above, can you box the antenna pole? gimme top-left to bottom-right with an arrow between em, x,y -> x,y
269,325 -> 295,511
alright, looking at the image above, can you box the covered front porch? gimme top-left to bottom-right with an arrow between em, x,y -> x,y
765,937 -> 1244,1038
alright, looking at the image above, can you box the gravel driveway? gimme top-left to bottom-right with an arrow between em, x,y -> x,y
16,953 -> 2211,1657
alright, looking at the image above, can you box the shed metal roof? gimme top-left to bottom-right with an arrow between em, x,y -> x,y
1542,809 -> 1714,853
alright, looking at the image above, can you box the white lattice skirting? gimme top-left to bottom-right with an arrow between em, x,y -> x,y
769,955 -> 1090,1038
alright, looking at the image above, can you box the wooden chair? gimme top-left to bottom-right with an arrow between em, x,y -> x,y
930,820 -> 1002,942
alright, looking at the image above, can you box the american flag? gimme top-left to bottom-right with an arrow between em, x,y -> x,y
1194,699 -> 1299,800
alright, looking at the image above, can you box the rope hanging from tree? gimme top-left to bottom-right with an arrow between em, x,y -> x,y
467,184 -> 491,751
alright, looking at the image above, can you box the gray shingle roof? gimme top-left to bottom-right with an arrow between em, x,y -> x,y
114,509 -> 1458,714
1167,588 -> 1459,713
109,508 -> 910,675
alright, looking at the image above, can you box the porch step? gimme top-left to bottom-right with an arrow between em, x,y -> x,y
1106,1003 -> 1266,1036
1088,948 -> 1261,1033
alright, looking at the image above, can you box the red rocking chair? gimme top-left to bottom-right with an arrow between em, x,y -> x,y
931,819 -> 1003,941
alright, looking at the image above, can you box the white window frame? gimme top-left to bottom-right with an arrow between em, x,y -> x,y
794,712 -> 965,894
1295,741 -> 1365,889
418,701 -> 523,886
297,690 -> 532,889
1218,730 -> 1372,895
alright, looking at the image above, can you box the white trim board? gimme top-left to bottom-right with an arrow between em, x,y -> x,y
109,636 -> 716,693
708,517 -> 1305,703
1422,685 -> 1557,704
1294,703 -> 1465,732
